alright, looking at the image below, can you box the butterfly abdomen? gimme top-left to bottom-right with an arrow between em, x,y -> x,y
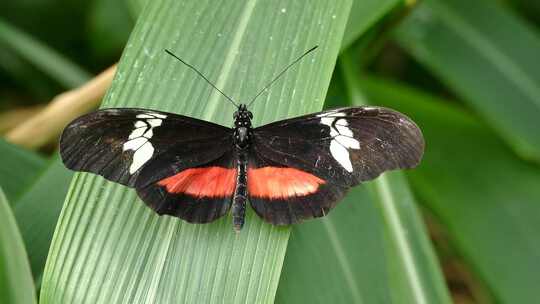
232,150 -> 248,231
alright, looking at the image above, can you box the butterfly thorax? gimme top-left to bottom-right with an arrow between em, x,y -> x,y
233,104 -> 253,149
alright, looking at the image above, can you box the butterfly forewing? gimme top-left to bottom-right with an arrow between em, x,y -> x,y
252,106 -> 424,185
60,108 -> 233,187
247,106 -> 424,224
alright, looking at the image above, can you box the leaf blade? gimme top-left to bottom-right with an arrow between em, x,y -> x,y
0,18 -> 91,88
39,1 -> 352,303
13,157 -> 73,285
395,0 -> 540,161
0,139 -> 46,203
0,187 -> 37,304
358,75 -> 540,304
341,0 -> 402,50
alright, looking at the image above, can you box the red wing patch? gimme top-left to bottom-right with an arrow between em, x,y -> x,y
247,167 -> 325,199
157,167 -> 237,198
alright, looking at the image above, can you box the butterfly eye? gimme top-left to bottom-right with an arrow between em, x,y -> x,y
248,112 -> 253,119
233,111 -> 239,119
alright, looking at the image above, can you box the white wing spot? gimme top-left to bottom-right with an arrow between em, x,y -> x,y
123,137 -> 147,151
123,112 -> 167,174
143,129 -> 153,139
330,141 -> 353,172
134,121 -> 146,128
147,119 -> 163,127
129,142 -> 154,174
136,114 -> 154,119
321,113 -> 360,172
128,127 -> 146,139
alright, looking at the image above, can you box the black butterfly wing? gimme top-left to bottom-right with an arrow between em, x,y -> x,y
136,150 -> 236,223
247,152 -> 348,225
60,108 -> 237,223
60,108 -> 232,187
248,106 -> 424,225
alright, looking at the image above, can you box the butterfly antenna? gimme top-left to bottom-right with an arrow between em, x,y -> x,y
247,45 -> 318,108
164,49 -> 239,108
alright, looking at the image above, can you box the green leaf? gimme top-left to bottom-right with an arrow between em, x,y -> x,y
277,187 -> 392,303
0,18 -> 91,88
40,0 -> 352,303
0,187 -> 37,304
125,0 -> 146,17
395,0 -> 540,162
277,52 -> 451,304
127,0 -> 406,52
88,0 -> 133,59
13,156 -> 73,285
0,139 -> 46,203
341,0 -> 403,50
358,75 -> 540,304
0,143 -> 72,286
0,142 -> 72,285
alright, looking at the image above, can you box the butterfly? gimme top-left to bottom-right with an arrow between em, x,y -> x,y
60,46 -> 424,231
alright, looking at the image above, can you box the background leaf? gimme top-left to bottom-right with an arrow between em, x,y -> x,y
87,0 -> 133,61
341,0 -> 403,50
13,157 -> 73,285
0,187 -> 37,304
0,139 -> 46,203
39,0 -> 352,303
0,143 -> 73,286
359,75 -> 540,304
0,18 -> 91,88
395,0 -> 540,161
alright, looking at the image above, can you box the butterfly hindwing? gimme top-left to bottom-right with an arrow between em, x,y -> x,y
247,152 -> 347,225
60,108 -> 232,187
136,150 -> 236,223
248,106 -> 424,224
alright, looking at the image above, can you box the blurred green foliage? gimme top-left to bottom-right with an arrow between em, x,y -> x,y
1,0 -> 539,303
0,0 -> 132,106
0,187 -> 37,304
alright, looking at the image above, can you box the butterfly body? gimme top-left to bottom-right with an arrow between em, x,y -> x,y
60,105 -> 424,231
231,104 -> 253,230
